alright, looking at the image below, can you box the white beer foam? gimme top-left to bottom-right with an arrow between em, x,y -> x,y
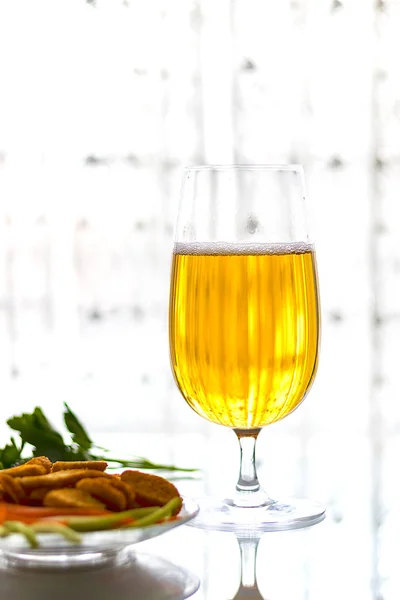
174,241 -> 314,256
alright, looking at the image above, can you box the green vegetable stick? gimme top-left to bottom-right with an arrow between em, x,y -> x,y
53,499 -> 180,533
59,506 -> 162,532
42,506 -> 156,524
122,497 -> 181,529
31,522 -> 82,544
3,521 -> 38,548
0,526 -> 11,538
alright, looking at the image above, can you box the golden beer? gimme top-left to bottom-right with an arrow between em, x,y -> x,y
169,242 -> 320,429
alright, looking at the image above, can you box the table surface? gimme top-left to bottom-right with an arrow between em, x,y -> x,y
0,431 -> 396,600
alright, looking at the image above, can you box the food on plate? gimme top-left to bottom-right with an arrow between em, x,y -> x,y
76,478 -> 127,511
18,468 -> 114,491
0,474 -> 26,503
0,463 -> 48,478
107,477 -> 137,509
0,504 -> 109,524
121,470 -> 182,515
44,488 -> 106,509
26,456 -> 53,473
0,456 -> 185,548
27,488 -> 50,505
52,460 -> 107,473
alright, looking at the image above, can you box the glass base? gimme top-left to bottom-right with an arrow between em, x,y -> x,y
187,496 -> 325,532
0,548 -> 200,600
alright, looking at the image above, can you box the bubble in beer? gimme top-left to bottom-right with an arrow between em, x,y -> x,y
173,241 -> 314,256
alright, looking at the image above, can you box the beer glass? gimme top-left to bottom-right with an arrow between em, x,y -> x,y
169,165 -> 325,531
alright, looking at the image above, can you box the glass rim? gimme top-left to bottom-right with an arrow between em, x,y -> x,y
184,164 -> 303,173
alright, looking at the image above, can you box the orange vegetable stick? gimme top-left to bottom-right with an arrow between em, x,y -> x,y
0,503 -> 112,525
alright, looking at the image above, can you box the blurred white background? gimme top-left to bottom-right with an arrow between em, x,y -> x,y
0,1 -> 399,596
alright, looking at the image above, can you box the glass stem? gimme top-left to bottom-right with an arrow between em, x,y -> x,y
233,429 -> 270,507
237,536 -> 260,588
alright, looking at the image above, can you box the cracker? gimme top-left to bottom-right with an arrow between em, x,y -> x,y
43,488 -> 106,509
19,469 -> 113,491
76,478 -> 127,511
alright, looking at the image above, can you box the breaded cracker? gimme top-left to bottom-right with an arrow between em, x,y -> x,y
0,464 -> 47,478
52,461 -> 107,473
76,478 -> 127,511
108,477 -> 137,509
25,487 -> 49,506
25,456 -> 52,473
0,474 -> 25,503
19,469 -> 113,491
121,470 -> 182,515
43,488 -> 105,509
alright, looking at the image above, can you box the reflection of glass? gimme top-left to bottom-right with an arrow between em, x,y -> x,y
231,536 -> 265,600
169,165 -> 325,531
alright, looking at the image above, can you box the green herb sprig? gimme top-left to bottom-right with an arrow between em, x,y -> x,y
0,403 -> 197,474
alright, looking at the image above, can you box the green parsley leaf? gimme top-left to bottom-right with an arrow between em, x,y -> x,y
63,403 -> 93,451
